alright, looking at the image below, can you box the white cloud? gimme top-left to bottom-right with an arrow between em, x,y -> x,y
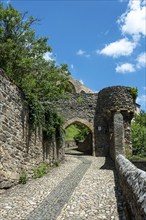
98,0 -> 145,60
76,49 -> 90,58
79,79 -> 84,84
43,52 -> 54,61
118,0 -> 146,36
71,64 -> 74,69
76,49 -> 86,56
143,87 -> 146,90
98,38 -> 136,58
116,52 -> 146,73
116,63 -> 135,73
136,52 -> 146,68
136,94 -> 146,110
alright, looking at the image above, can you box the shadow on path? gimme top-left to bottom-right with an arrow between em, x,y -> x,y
65,147 -> 90,156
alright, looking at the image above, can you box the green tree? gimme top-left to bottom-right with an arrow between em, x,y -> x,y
131,111 -> 146,157
74,124 -> 90,142
0,4 -> 70,93
0,4 -> 70,137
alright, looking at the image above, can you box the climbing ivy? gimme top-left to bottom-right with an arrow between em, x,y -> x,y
43,106 -> 64,140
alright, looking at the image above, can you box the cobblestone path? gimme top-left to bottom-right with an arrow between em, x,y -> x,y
0,154 -> 126,220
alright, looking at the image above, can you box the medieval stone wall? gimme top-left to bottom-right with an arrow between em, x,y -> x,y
116,155 -> 146,220
69,77 -> 93,93
0,70 -> 63,189
55,93 -> 98,125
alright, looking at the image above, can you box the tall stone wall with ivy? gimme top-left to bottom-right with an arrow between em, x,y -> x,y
0,70 -> 63,189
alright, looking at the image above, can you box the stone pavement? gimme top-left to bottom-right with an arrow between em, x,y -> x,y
0,153 -> 126,220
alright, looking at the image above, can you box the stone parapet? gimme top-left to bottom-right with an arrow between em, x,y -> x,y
116,154 -> 146,220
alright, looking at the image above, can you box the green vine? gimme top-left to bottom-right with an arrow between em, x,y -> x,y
43,107 -> 64,141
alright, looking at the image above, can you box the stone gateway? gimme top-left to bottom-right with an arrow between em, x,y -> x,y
0,70 -> 136,189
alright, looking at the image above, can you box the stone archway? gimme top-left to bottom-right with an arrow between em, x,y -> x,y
63,117 -> 95,155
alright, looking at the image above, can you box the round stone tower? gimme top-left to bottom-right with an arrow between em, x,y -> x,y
94,86 -> 136,160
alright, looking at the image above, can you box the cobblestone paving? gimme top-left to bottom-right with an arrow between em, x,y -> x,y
0,154 -> 126,220
57,157 -> 126,220
0,156 -> 81,220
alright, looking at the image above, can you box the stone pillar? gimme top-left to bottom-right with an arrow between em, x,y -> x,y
113,112 -> 125,160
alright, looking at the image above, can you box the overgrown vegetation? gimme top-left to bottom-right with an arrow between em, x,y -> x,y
130,87 -> 138,100
19,170 -> 27,184
65,123 -> 90,142
52,160 -> 60,167
76,96 -> 83,104
0,4 -> 71,140
130,111 -> 146,160
74,124 -> 90,142
19,160 -> 60,182
65,124 -> 80,141
33,161 -> 49,178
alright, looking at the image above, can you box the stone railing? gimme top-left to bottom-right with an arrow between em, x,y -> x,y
116,155 -> 146,220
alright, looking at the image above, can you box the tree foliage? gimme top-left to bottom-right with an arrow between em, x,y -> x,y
0,4 -> 70,138
74,124 -> 90,142
131,111 -> 146,157
130,87 -> 138,100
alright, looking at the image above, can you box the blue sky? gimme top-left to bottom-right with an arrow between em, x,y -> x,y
2,0 -> 146,111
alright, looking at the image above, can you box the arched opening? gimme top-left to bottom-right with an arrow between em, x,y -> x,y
64,118 -> 93,155
80,90 -> 86,94
65,81 -> 76,93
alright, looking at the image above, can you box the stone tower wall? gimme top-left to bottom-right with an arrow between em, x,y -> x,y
94,86 -> 135,159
